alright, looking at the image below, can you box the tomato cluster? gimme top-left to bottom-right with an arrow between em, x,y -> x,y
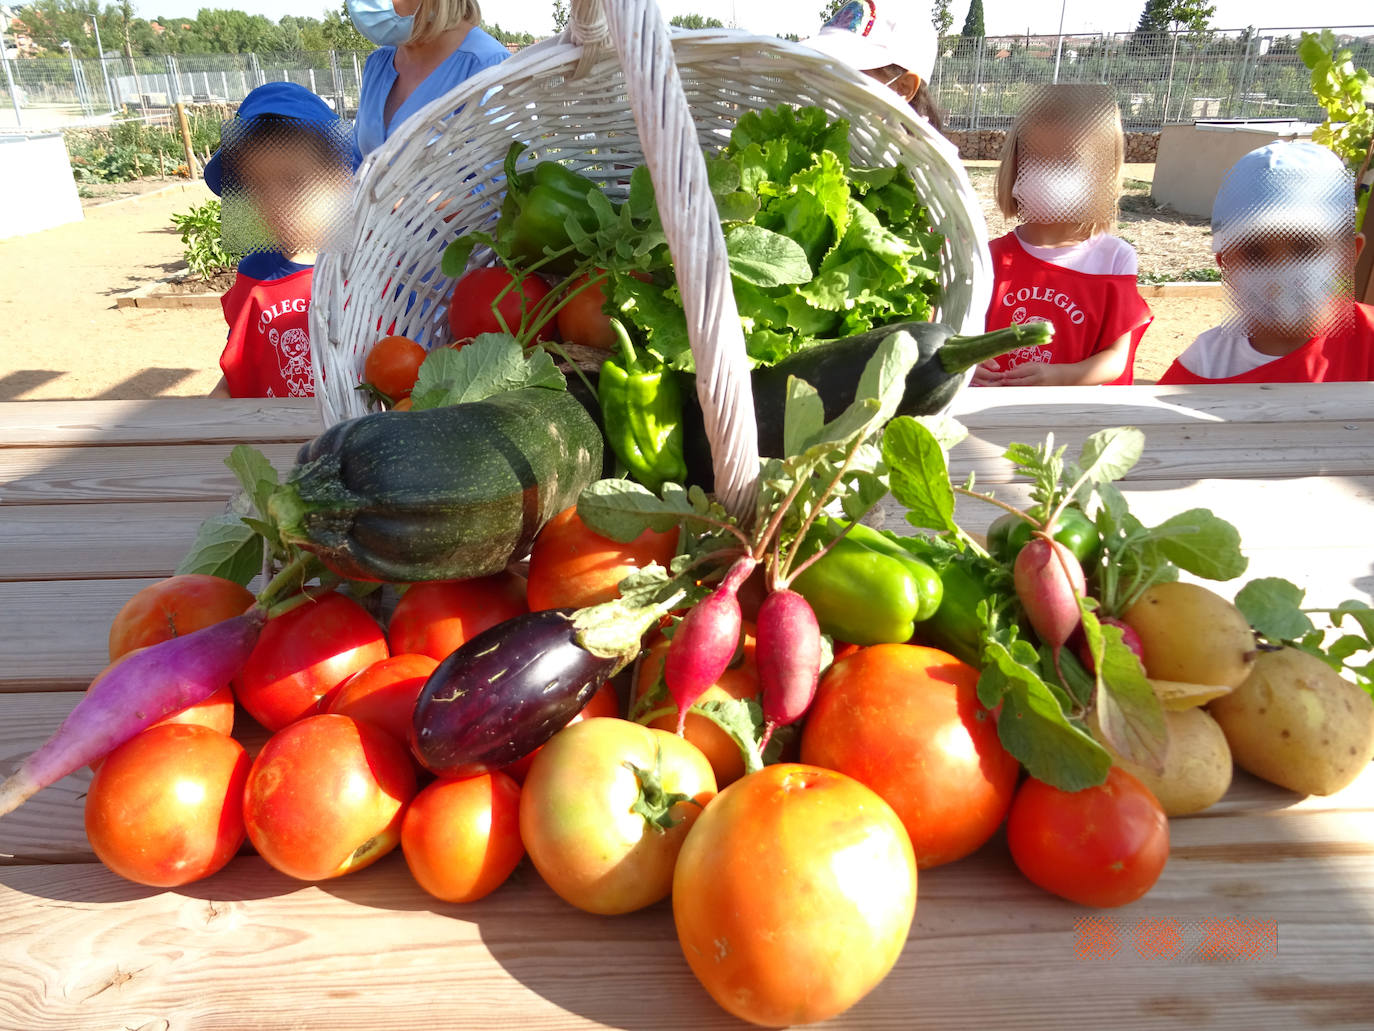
86,508 -> 1172,1027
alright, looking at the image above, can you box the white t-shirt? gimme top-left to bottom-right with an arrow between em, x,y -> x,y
1013,228 -> 1140,276
1173,325 -> 1281,379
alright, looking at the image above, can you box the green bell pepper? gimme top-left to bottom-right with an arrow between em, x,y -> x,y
495,143 -> 606,273
887,534 -> 1008,668
598,321 -> 687,493
986,506 -> 1101,566
790,519 -> 944,646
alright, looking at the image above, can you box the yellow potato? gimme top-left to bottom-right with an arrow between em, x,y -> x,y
1208,647 -> 1374,796
1122,582 -> 1258,688
1091,707 -> 1233,817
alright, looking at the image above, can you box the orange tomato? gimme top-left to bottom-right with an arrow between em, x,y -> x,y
800,644 -> 1020,869
401,772 -> 525,903
108,574 -> 254,661
526,507 -> 678,612
320,653 -> 439,753
364,335 -> 426,400
504,681 -> 621,783
386,576 -> 526,661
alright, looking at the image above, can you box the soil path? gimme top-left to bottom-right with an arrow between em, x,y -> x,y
0,177 -> 1223,401
1,182 -> 226,401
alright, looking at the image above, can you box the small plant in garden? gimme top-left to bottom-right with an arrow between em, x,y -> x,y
1300,30 -> 1374,231
171,199 -> 236,282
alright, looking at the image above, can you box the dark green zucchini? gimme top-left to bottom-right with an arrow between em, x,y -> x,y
682,321 -> 1052,486
269,387 -> 603,582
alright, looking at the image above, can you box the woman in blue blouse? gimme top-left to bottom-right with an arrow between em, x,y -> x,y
348,0 -> 510,160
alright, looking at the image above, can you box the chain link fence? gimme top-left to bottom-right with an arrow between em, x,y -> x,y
0,49 -> 371,130
933,25 -> 1374,132
1,24 -> 1370,134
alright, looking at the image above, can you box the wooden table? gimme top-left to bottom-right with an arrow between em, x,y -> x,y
1,386 -> 1372,1030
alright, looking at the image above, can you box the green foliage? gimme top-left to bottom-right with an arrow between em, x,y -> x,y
16,0 -> 378,57
1299,30 -> 1374,231
1137,267 -> 1223,284
669,14 -> 725,30
960,0 -> 984,39
171,199 -> 236,281
931,0 -> 954,37
817,0 -> 844,22
487,23 -> 535,46
1133,0 -> 1215,37
551,0 -> 568,32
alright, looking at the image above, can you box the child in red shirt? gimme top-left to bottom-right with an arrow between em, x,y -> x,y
976,84 -> 1152,387
1157,142 -> 1372,385
204,83 -> 356,398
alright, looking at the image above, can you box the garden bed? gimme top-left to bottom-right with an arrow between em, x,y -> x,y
115,271 -> 233,309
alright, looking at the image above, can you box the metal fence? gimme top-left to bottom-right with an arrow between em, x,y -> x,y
2,23 -> 1372,133
932,25 -> 1374,131
0,49 -> 371,130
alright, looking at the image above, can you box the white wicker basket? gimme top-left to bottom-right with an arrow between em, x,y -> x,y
310,0 -> 991,521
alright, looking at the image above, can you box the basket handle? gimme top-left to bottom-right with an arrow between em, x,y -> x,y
569,0 -> 760,527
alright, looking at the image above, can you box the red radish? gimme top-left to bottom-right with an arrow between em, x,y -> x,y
1013,537 -> 1086,652
756,589 -> 822,752
0,609 -> 266,818
1076,617 -> 1145,672
664,557 -> 757,736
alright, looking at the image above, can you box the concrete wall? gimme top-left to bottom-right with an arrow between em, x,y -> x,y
1152,122 -> 1312,219
0,132 -> 83,239
941,129 -> 1159,163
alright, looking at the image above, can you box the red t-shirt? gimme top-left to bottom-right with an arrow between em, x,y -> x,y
220,252 -> 315,398
1158,303 -> 1374,385
983,233 -> 1154,385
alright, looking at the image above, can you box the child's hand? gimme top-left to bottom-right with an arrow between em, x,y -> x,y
970,360 -> 1005,387
997,362 -> 1070,386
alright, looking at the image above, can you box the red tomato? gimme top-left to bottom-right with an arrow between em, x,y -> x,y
520,718 -> 716,915
633,631 -> 759,788
320,653 -> 439,752
448,267 -> 554,344
364,334 -> 426,400
503,681 -> 620,783
108,574 -> 255,660
525,506 -> 679,612
386,576 -> 527,661
555,272 -> 617,349
243,714 -> 417,881
401,772 -> 524,903
85,724 -> 250,887
1007,766 -> 1170,908
800,644 -> 1020,869
235,592 -> 389,731
672,764 -> 917,1027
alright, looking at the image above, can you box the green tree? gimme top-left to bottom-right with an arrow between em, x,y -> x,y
669,14 -> 724,29
960,0 -> 984,39
931,0 -> 953,36
321,1 -> 373,52
551,0 -> 568,32
486,23 -> 534,45
818,0 -> 843,22
18,0 -> 124,58
1133,0 -> 1214,39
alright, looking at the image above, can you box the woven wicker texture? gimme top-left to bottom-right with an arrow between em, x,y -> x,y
310,0 -> 991,520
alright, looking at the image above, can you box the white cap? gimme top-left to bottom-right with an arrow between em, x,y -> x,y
800,0 -> 936,83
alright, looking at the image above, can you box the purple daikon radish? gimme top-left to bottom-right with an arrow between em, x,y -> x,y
0,609 -> 266,817
756,589 -> 822,752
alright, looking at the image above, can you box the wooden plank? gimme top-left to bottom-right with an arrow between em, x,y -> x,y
0,502 -> 227,580
946,382 -> 1374,428
0,443 -> 302,505
0,831 -> 1371,1031
0,399 -> 320,448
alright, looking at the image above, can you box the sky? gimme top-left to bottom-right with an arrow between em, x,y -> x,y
126,0 -> 1368,39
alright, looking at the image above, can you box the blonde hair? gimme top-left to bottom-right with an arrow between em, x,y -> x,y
408,0 -> 482,47
994,84 -> 1125,237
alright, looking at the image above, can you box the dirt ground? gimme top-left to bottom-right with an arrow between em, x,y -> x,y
0,168 -> 1224,401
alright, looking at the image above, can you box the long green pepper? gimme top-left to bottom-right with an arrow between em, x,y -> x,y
598,321 -> 688,493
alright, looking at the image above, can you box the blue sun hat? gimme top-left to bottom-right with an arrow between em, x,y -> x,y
204,82 -> 358,196
1211,141 -> 1353,253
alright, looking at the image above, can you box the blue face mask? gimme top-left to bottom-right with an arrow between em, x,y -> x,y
346,0 -> 413,47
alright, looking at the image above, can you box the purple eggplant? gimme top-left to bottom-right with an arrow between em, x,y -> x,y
410,608 -> 619,778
